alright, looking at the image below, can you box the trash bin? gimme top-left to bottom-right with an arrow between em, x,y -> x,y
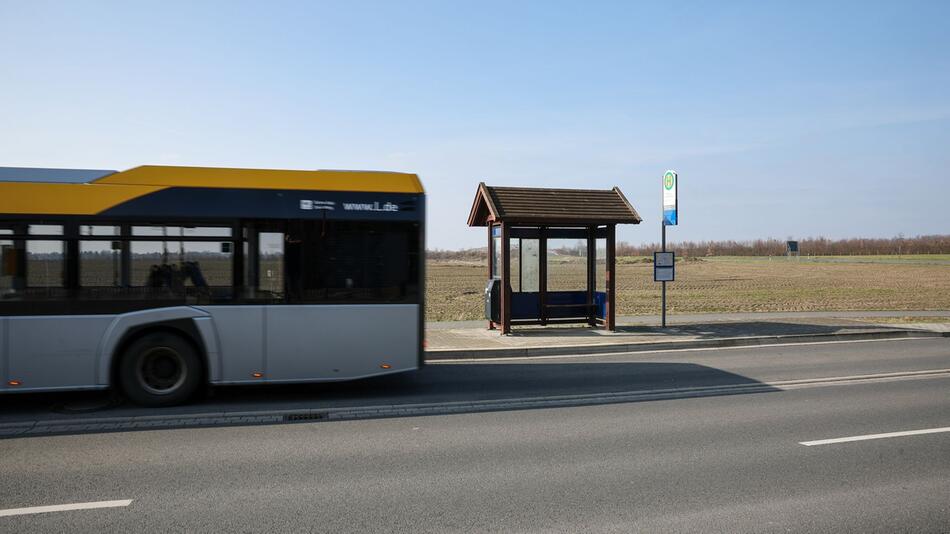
484,278 -> 500,323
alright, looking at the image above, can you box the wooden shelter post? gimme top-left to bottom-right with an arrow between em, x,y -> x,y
487,223 -> 495,330
539,226 -> 548,326
586,226 -> 596,326
606,223 -> 616,331
500,222 -> 512,334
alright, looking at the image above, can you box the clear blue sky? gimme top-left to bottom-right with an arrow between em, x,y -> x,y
2,1 -> 948,249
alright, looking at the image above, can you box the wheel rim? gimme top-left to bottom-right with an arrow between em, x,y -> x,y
137,346 -> 187,395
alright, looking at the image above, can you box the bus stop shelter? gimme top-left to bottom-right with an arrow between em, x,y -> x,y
468,183 -> 641,334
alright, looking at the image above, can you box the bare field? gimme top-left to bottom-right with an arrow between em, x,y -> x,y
25,256 -> 948,321
426,257 -> 950,321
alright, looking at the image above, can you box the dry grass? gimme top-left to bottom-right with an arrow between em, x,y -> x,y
426,257 -> 950,321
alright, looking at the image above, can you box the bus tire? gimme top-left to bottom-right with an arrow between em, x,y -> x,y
118,332 -> 202,407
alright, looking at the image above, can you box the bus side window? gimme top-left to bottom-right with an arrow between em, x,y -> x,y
257,232 -> 285,300
0,238 -> 19,296
80,240 -> 122,289
26,240 -> 65,290
283,220 -> 418,304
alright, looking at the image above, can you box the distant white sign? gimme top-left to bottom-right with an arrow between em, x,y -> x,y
663,170 -> 677,226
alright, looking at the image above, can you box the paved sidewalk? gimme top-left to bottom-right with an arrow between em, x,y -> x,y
425,311 -> 950,359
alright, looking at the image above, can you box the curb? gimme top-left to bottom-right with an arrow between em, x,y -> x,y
424,329 -> 947,361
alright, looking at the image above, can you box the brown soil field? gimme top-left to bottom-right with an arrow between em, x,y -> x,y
18,255 -> 948,321
425,257 -> 950,321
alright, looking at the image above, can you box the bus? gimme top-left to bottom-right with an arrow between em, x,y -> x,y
0,165 -> 425,406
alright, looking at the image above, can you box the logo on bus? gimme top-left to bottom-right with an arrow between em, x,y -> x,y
299,200 -> 335,211
342,201 -> 399,212
300,199 -> 399,212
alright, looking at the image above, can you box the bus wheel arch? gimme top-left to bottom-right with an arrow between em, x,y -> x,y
110,320 -> 209,406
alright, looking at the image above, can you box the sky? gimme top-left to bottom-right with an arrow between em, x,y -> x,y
1,1 -> 948,250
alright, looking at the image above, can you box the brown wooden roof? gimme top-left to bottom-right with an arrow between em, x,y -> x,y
467,183 -> 642,226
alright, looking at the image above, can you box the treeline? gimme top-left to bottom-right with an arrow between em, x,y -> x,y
426,248 -> 488,261
428,234 -> 950,259
617,235 -> 950,257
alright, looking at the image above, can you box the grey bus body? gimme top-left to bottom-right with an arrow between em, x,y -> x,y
0,304 -> 419,393
0,166 -> 425,401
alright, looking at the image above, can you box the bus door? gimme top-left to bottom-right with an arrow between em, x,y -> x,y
197,224 -> 285,383
263,219 -> 419,382
264,220 -> 330,380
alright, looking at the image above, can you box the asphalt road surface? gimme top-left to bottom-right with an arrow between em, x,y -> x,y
1,337 -> 948,533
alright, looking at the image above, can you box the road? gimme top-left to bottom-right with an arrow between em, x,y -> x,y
1,337 -> 948,532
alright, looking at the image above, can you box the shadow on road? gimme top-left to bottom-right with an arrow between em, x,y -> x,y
1,360 -> 782,436
649,320 -> 906,339
505,320 -> 905,340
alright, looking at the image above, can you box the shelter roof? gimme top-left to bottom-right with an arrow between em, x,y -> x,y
467,183 -> 642,226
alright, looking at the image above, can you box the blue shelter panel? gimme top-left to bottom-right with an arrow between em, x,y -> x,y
510,291 -> 607,320
511,292 -> 541,320
594,291 -> 606,319
546,291 -> 591,319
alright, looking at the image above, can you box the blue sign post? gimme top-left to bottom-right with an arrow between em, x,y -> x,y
659,170 -> 678,327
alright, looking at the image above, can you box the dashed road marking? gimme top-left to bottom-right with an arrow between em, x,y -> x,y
800,427 -> 950,447
0,499 -> 132,518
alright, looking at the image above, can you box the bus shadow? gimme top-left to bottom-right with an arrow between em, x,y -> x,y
505,320 -> 907,340
0,360 -> 781,437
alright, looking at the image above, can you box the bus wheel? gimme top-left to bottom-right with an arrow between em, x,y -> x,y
119,332 -> 202,407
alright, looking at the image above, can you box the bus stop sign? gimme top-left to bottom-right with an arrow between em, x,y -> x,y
663,170 -> 678,226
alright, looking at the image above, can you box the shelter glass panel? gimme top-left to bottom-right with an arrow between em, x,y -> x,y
546,238 -> 587,291
521,238 -> 540,292
510,240 -> 520,292
596,237 -> 606,292
492,234 -> 501,279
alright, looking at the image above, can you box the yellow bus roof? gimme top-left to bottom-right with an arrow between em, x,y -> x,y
95,165 -> 424,194
0,165 -> 423,216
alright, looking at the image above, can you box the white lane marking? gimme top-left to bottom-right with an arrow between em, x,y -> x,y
428,336 -> 933,363
800,427 -> 950,447
772,368 -> 950,388
0,500 -> 132,518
